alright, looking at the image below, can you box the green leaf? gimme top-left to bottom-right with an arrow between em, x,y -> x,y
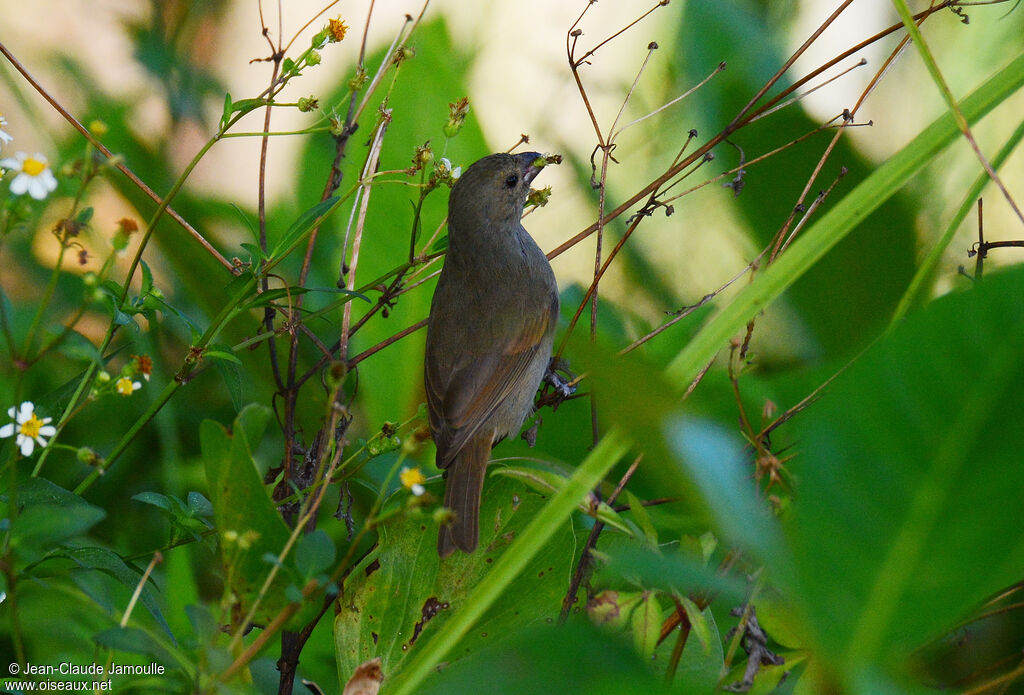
140,260 -> 154,296
132,491 -> 175,513
602,542 -> 746,602
200,403 -> 292,622
492,464 -> 637,537
240,242 -> 264,263
205,348 -> 242,365
334,477 -> 575,682
63,546 -> 173,639
416,619 -> 676,695
147,294 -> 203,340
626,490 -> 657,545
671,603 -> 723,693
665,417 -> 784,563
2,477 -> 91,509
631,591 -> 662,658
220,91 -> 232,129
295,529 -> 335,578
229,97 -> 267,115
11,504 -> 106,558
132,491 -> 212,544
679,594 -> 711,653
2,481 -> 105,562
785,266 -> 1024,682
213,355 -> 243,412
187,604 -> 218,643
268,197 -> 339,262
230,203 -> 258,240
75,206 -> 94,225
93,626 -> 183,670
186,491 -> 213,518
51,328 -> 103,365
385,429 -> 631,695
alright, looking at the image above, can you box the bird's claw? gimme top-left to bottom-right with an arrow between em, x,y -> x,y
543,369 -> 576,399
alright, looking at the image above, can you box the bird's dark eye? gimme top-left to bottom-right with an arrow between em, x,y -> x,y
504,173 -> 519,188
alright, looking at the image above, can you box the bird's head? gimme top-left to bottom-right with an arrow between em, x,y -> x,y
447,152 -> 545,247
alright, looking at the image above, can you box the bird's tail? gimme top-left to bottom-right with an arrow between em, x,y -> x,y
437,435 -> 491,557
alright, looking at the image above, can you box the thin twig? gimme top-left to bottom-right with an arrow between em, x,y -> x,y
559,455 -> 644,621
0,40 -> 235,273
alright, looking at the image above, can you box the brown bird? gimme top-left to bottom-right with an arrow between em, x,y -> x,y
425,152 -> 558,557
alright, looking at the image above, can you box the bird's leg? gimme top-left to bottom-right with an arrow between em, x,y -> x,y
543,357 -> 577,399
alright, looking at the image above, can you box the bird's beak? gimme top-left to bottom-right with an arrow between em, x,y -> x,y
515,151 -> 545,186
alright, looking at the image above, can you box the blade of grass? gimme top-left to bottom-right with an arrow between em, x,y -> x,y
891,0 -> 1024,225
665,50 -> 1024,389
890,117 -> 1024,328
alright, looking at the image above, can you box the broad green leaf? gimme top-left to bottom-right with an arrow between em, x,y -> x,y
200,403 -> 292,623
132,491 -> 175,513
186,491 -> 213,517
786,266 -> 1024,683
385,429 -> 631,695
666,417 -> 784,563
671,603 -> 723,694
334,476 -> 575,683
601,542 -> 746,604
415,619 -> 676,695
11,504 -> 106,559
3,477 -> 91,508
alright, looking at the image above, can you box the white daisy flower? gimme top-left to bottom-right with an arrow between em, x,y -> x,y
0,401 -> 57,457
0,151 -> 58,200
0,115 -> 12,147
438,157 -> 461,180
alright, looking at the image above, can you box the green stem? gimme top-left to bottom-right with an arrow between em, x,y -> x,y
221,127 -> 331,138
72,379 -> 180,494
72,275 -> 258,495
31,108 -> 257,478
20,243 -> 68,359
889,117 -> 1024,328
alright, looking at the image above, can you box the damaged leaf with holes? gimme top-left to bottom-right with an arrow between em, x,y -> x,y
333,477 -> 574,683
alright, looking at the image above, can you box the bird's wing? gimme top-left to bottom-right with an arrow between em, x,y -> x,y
426,301 -> 554,469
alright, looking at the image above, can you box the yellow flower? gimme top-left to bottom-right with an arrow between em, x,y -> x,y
400,466 -> 426,496
0,402 -> 57,457
116,376 -> 142,396
328,17 -> 348,42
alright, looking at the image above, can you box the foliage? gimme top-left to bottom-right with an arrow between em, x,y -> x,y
1,1 -> 1023,694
